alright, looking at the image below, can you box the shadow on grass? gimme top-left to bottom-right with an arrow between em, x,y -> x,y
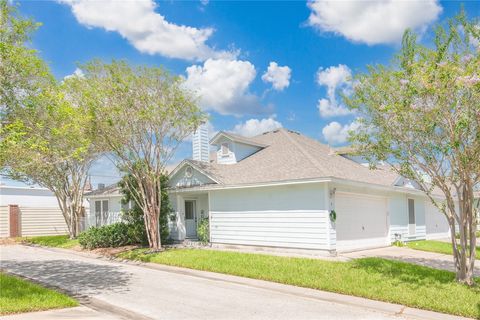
1,259 -> 132,295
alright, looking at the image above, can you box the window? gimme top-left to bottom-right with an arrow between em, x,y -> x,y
408,199 -> 415,224
185,201 -> 194,220
221,143 -> 229,156
94,200 -> 109,227
121,201 -> 130,211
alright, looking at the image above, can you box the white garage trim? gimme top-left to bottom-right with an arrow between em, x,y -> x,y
335,192 -> 389,252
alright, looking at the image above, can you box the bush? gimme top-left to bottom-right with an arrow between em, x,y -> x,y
78,222 -> 136,249
197,218 -> 209,244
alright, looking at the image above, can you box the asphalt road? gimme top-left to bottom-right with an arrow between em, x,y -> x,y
0,245 -> 466,320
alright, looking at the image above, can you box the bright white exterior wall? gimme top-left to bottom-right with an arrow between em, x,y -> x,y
425,202 -> 450,239
85,196 -> 123,228
208,183 -> 330,250
0,186 -> 59,207
389,194 -> 426,242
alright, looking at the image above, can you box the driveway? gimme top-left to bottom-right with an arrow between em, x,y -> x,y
0,245 -> 469,320
341,246 -> 480,276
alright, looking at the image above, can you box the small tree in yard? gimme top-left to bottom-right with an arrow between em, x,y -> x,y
346,13 -> 479,285
0,1 -> 99,238
72,60 -> 205,250
119,172 -> 173,245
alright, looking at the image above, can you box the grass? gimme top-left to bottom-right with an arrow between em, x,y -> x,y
0,273 -> 78,315
23,235 -> 79,249
407,240 -> 480,258
118,248 -> 480,318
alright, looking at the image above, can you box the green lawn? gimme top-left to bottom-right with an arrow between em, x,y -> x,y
23,235 -> 79,249
0,273 -> 78,315
118,248 -> 480,318
407,240 -> 480,257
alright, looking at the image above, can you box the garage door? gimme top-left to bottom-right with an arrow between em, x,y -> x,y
425,202 -> 450,239
335,192 -> 388,251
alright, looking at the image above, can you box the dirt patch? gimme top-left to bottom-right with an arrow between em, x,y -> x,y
89,245 -> 141,257
0,238 -> 20,245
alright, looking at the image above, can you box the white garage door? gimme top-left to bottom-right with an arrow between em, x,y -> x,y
335,192 -> 388,251
425,202 -> 450,239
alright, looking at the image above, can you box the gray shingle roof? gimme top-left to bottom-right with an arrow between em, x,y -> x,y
84,183 -> 121,197
185,128 -> 399,187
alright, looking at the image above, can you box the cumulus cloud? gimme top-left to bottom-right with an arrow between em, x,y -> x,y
261,62 -> 292,91
63,67 -> 84,80
307,0 -> 442,45
316,64 -> 353,118
184,58 -> 272,116
60,0 -> 233,61
322,120 -> 360,145
231,118 -> 282,137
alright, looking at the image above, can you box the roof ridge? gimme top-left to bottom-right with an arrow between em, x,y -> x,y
278,129 -> 327,175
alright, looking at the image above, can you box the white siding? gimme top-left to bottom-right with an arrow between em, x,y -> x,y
425,201 -> 450,239
209,183 -> 329,250
20,207 -> 68,236
389,194 -> 426,242
86,196 -> 123,229
0,206 -> 9,237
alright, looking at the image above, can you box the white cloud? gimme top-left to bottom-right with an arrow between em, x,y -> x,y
63,67 -> 84,80
261,62 -> 292,91
307,0 -> 442,45
60,0 -> 233,61
231,118 -> 282,137
184,58 -> 272,116
322,120 -> 360,145
316,64 -> 353,118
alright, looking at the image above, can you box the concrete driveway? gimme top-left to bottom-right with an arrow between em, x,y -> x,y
0,245 -> 469,320
341,246 -> 480,276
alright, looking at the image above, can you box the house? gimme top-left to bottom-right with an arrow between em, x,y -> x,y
0,185 -> 89,237
83,183 -> 127,228
167,128 -> 451,253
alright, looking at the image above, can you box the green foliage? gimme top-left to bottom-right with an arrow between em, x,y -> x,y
392,240 -> 405,247
24,235 -> 78,249
78,223 -> 134,249
119,173 -> 172,244
344,11 -> 479,284
67,59 -> 206,248
0,0 -> 53,120
196,218 -> 209,244
0,273 -> 78,315
119,249 -> 480,318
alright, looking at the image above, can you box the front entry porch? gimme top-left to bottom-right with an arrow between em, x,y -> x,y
168,191 -> 209,241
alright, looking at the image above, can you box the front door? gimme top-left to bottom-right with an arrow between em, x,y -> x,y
185,200 -> 197,238
408,198 -> 416,235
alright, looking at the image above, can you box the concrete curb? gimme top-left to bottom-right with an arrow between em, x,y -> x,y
17,244 -> 474,320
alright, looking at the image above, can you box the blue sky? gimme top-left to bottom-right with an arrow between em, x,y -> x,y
4,0 -> 479,187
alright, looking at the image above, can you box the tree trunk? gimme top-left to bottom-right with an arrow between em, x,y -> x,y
143,182 -> 162,250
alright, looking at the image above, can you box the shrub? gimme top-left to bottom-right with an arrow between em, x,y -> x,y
78,222 -> 135,249
197,218 -> 209,244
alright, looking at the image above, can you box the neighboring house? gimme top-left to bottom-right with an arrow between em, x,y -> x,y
83,184 -> 126,228
167,128 -> 451,253
0,185 -> 89,237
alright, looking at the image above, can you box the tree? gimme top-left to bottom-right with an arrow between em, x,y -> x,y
70,60 -> 205,250
0,0 -> 52,120
1,80 -> 100,238
0,1 -> 99,238
119,172 -> 173,245
346,12 -> 479,285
